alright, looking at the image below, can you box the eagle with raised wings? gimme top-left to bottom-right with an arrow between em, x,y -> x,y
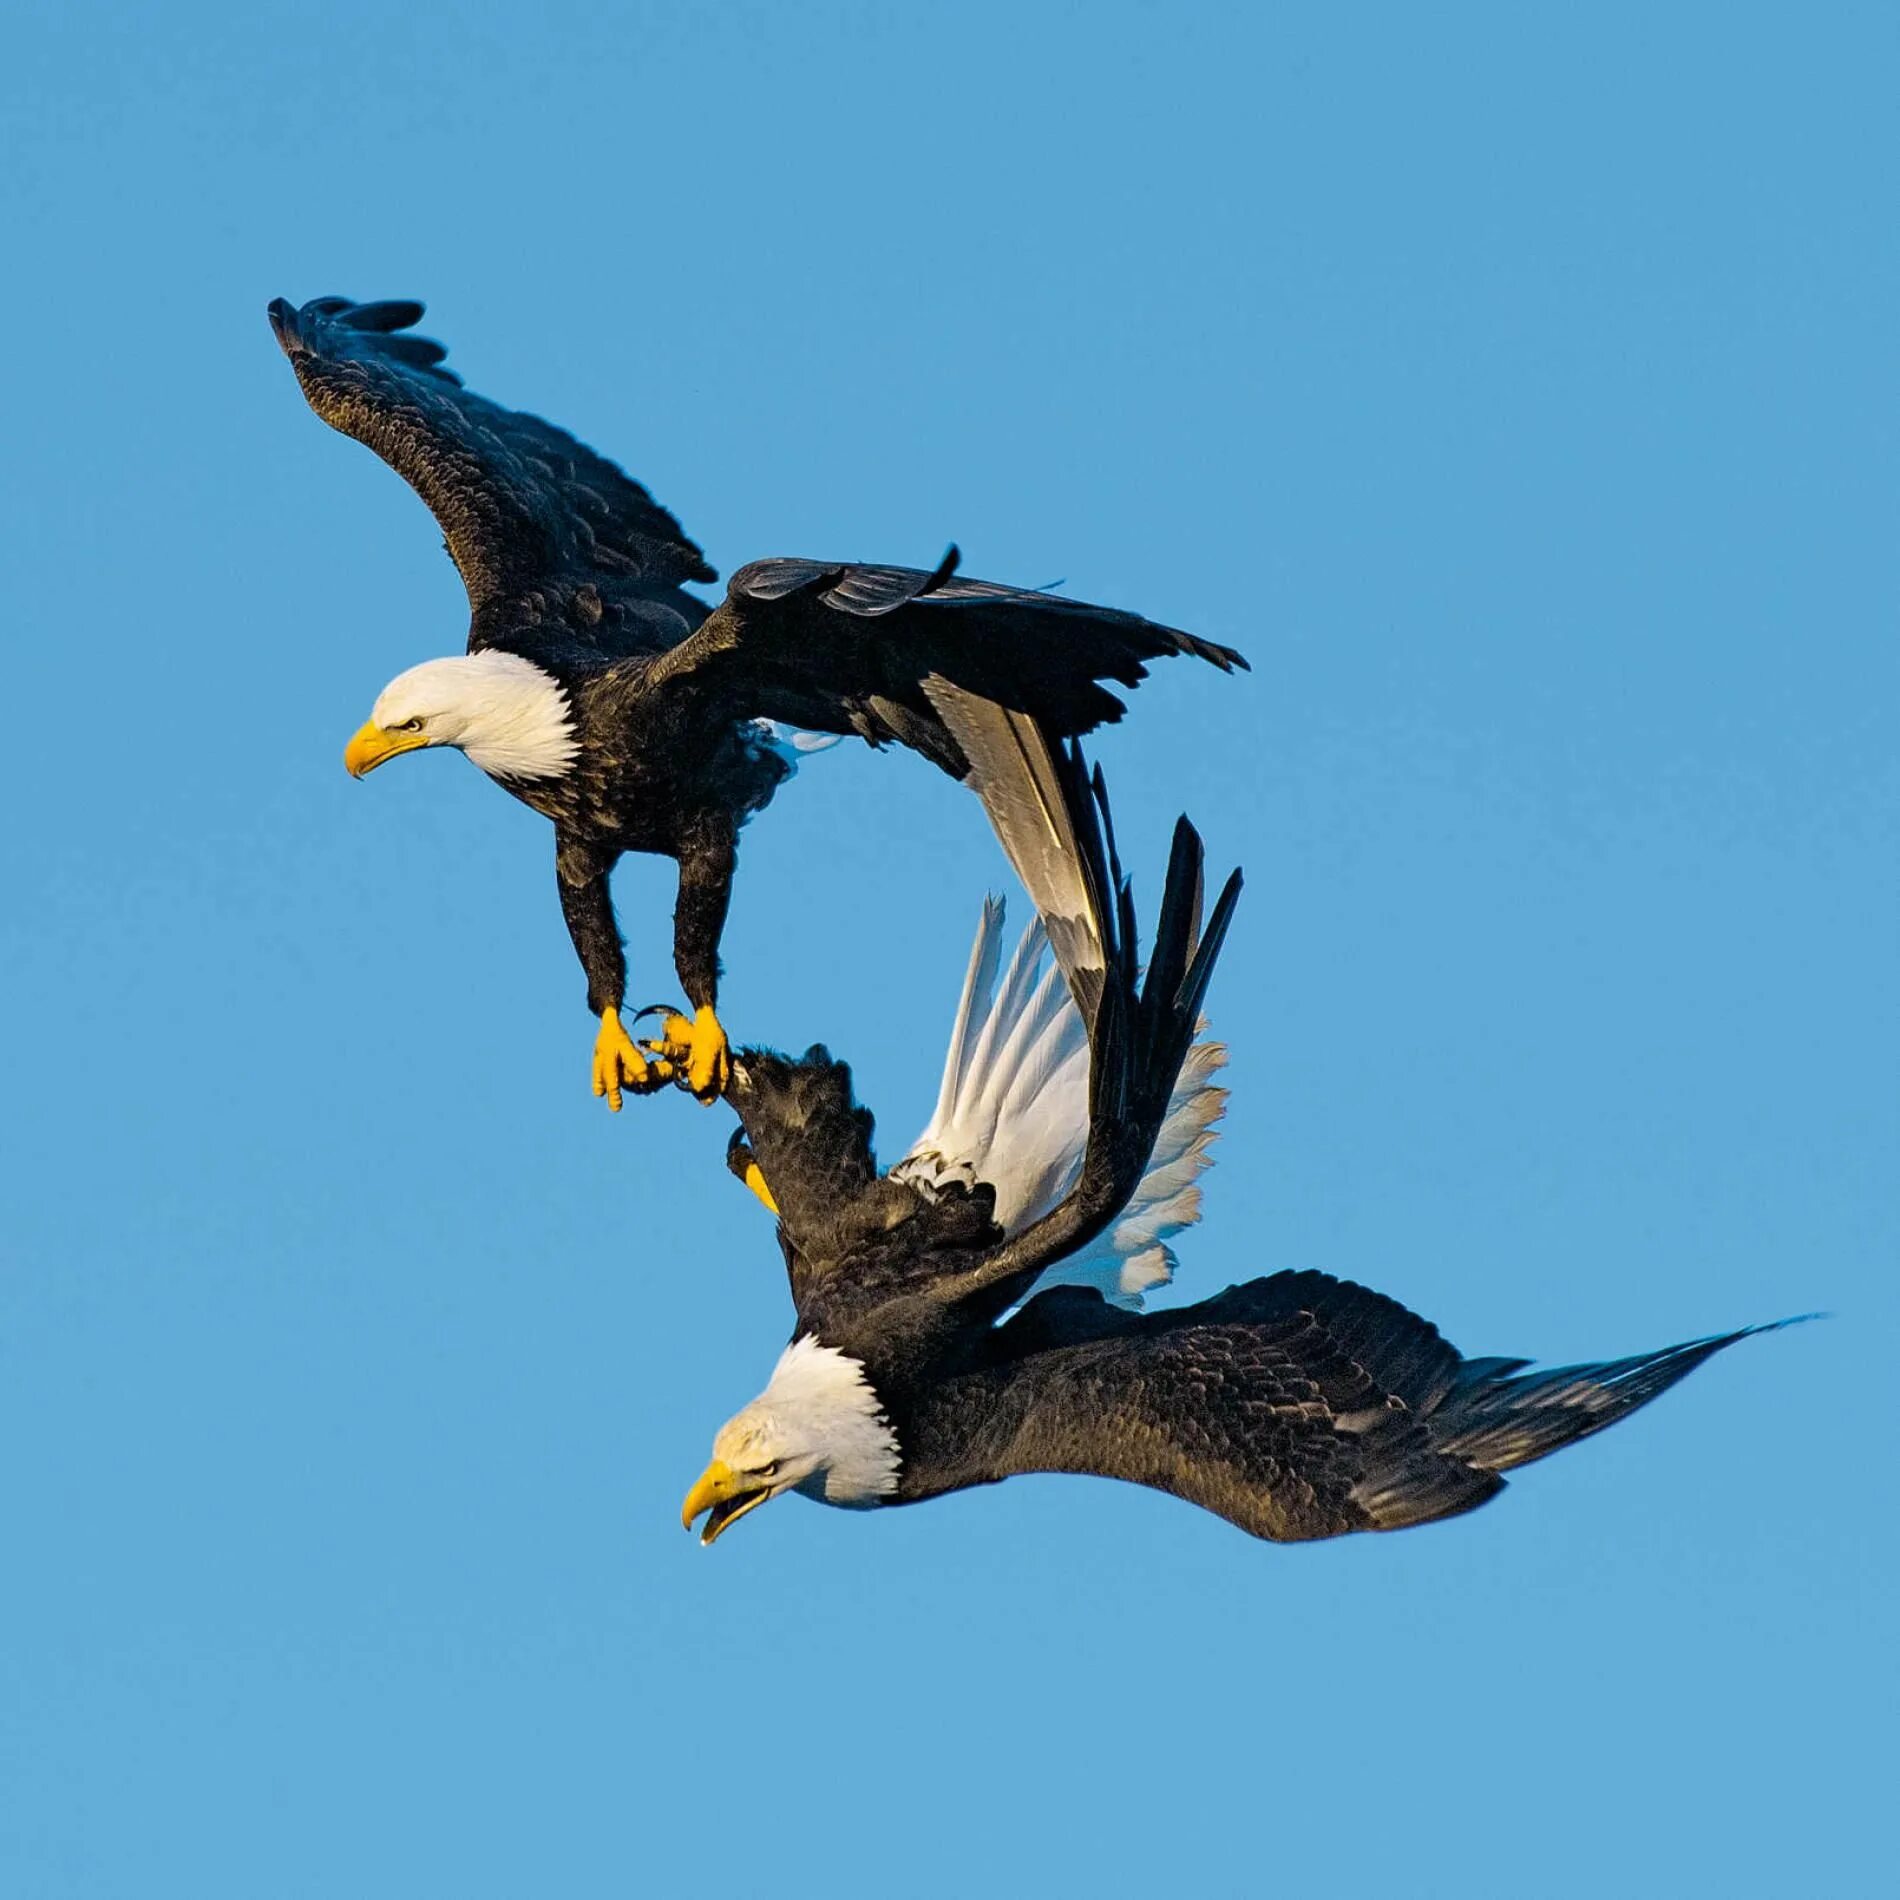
680,742 -> 1791,1546
268,295 -> 1245,1110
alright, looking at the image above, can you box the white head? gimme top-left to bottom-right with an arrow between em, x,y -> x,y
681,1337 -> 902,1546
343,653 -> 579,783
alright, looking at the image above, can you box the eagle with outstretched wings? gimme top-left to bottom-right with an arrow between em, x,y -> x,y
270,295 -> 1245,1112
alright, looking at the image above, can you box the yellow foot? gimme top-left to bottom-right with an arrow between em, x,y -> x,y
647,1004 -> 731,1103
591,1006 -> 659,1112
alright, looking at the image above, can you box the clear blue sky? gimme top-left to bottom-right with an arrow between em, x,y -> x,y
1,4 -> 1892,1894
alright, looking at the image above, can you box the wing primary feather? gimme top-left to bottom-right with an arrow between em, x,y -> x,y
343,299 -> 428,332
919,682 -> 1104,997
268,292 -> 715,606
1427,1316 -> 1818,1474
931,740 -> 1241,1310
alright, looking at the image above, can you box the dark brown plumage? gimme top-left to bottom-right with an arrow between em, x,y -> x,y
269,294 -> 1246,1105
683,743 -> 1794,1546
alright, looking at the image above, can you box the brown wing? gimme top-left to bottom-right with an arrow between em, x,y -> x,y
911,1274 -> 1786,1541
268,296 -> 714,626
643,549 -> 1245,774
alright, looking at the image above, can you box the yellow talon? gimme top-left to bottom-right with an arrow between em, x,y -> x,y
591,1006 -> 652,1112
741,1163 -> 778,1215
650,1004 -> 731,1103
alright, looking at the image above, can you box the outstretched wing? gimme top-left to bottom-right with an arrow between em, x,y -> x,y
721,743 -> 1236,1325
935,744 -> 1242,1316
915,1273 -> 1791,1542
892,897 -> 1228,1308
267,296 -> 714,627
642,549 -> 1245,776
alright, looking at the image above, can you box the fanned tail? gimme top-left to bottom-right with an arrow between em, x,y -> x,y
895,741 -> 1236,1307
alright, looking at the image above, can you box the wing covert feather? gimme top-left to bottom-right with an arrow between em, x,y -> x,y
905,1274 -> 1789,1542
643,549 -> 1244,766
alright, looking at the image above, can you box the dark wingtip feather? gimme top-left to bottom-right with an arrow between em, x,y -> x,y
1140,817 -> 1207,1023
1175,631 -> 1250,673
345,298 -> 427,332
267,293 -> 461,384
1073,747 -> 1239,1138
1186,868 -> 1241,1013
1429,1313 -> 1812,1477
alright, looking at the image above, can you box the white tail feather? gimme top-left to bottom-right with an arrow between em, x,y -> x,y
894,899 -> 1227,1310
897,903 -> 1090,1228
926,895 -> 1009,1138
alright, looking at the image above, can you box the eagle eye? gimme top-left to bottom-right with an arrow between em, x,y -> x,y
395,717 -> 424,733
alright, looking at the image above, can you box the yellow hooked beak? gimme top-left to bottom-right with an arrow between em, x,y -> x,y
741,1163 -> 779,1215
681,1458 -> 776,1547
344,721 -> 429,778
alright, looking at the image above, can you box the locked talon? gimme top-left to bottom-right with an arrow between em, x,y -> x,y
591,1006 -> 651,1112
673,1005 -> 731,1102
625,1004 -> 726,1098
633,1005 -> 688,1055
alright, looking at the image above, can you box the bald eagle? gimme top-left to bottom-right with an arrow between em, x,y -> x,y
268,295 -> 1244,1108
680,743 -> 1791,1547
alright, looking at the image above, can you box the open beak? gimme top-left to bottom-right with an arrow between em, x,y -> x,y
681,1458 -> 775,1547
344,721 -> 428,779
